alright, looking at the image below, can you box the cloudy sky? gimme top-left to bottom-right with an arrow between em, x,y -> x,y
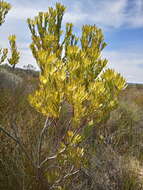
1,0 -> 143,83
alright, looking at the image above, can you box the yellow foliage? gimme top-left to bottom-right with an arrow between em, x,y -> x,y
0,1 -> 11,25
28,3 -> 126,125
0,1 -> 11,65
8,34 -> 20,69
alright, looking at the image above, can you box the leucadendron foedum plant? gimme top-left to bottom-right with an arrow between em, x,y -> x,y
8,35 -> 20,69
26,3 -> 126,189
0,0 -> 11,26
0,1 -> 10,65
0,1 -> 19,68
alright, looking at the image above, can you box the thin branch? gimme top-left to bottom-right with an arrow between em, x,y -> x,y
50,169 -> 80,189
37,117 -> 53,167
0,125 -> 19,143
10,122 -> 19,139
0,125 -> 36,168
40,147 -> 66,167
62,169 -> 80,180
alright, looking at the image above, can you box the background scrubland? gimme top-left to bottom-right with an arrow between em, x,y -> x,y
0,64 -> 143,190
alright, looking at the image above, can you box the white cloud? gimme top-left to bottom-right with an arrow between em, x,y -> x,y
7,5 -> 47,20
64,12 -> 87,24
90,0 -> 128,28
62,0 -> 143,29
17,48 -> 38,70
125,0 -> 143,28
5,0 -> 143,28
103,49 -> 143,83
93,0 -> 143,28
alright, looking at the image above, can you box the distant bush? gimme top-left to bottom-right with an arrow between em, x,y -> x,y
0,68 -> 23,90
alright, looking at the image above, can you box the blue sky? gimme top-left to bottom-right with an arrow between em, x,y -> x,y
0,0 -> 143,83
